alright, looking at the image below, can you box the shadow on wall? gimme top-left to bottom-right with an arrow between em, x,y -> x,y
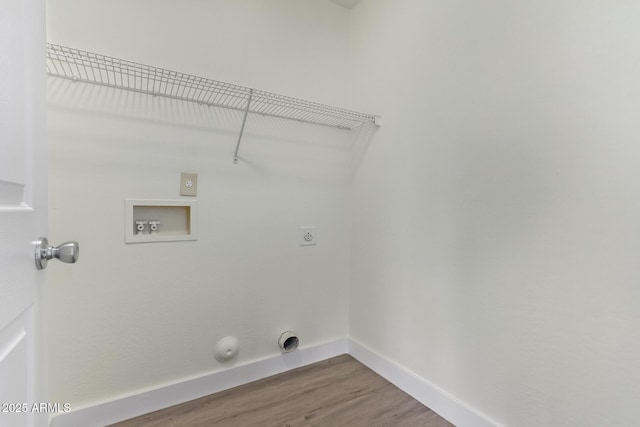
349,121 -> 379,177
47,76 -> 253,135
47,77 -> 376,181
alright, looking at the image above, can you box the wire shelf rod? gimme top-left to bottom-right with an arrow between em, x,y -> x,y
233,89 -> 253,164
46,43 -> 375,128
46,43 -> 379,161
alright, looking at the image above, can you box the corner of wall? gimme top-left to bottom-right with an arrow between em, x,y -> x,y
348,338 -> 501,427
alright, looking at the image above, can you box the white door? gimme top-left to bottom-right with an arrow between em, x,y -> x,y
0,1 -> 48,426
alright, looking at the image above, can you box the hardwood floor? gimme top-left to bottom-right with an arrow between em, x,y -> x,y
110,354 -> 453,427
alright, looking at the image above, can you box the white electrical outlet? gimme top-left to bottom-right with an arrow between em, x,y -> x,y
180,172 -> 198,196
299,226 -> 317,246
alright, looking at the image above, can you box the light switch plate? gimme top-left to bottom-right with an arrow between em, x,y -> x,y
180,172 -> 198,197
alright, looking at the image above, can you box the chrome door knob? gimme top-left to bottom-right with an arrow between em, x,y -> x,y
35,237 -> 79,270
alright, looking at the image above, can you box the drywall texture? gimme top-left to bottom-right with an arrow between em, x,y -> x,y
47,0 -> 640,424
46,0 -> 354,407
349,1 -> 640,426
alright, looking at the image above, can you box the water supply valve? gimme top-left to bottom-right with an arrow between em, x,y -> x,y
149,220 -> 160,234
135,220 -> 148,234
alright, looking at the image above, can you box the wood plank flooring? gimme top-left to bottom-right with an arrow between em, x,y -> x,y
110,354 -> 453,427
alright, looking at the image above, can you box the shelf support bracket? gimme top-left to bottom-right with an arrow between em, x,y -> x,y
233,89 -> 253,164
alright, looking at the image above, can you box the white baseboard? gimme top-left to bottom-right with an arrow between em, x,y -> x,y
348,338 -> 501,427
49,338 -> 349,427
50,337 -> 499,427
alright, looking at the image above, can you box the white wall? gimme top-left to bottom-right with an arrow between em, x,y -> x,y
46,0 -> 354,408
350,1 -> 640,426
47,0 -> 640,424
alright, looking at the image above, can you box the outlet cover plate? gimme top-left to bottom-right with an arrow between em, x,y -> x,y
180,172 -> 198,197
299,226 -> 317,246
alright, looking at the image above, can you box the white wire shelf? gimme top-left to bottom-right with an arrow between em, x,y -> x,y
46,43 -> 377,131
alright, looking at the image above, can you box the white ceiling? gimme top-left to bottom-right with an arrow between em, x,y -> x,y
330,0 -> 362,10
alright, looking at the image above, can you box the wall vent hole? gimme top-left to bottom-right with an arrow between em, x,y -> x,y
283,336 -> 299,351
